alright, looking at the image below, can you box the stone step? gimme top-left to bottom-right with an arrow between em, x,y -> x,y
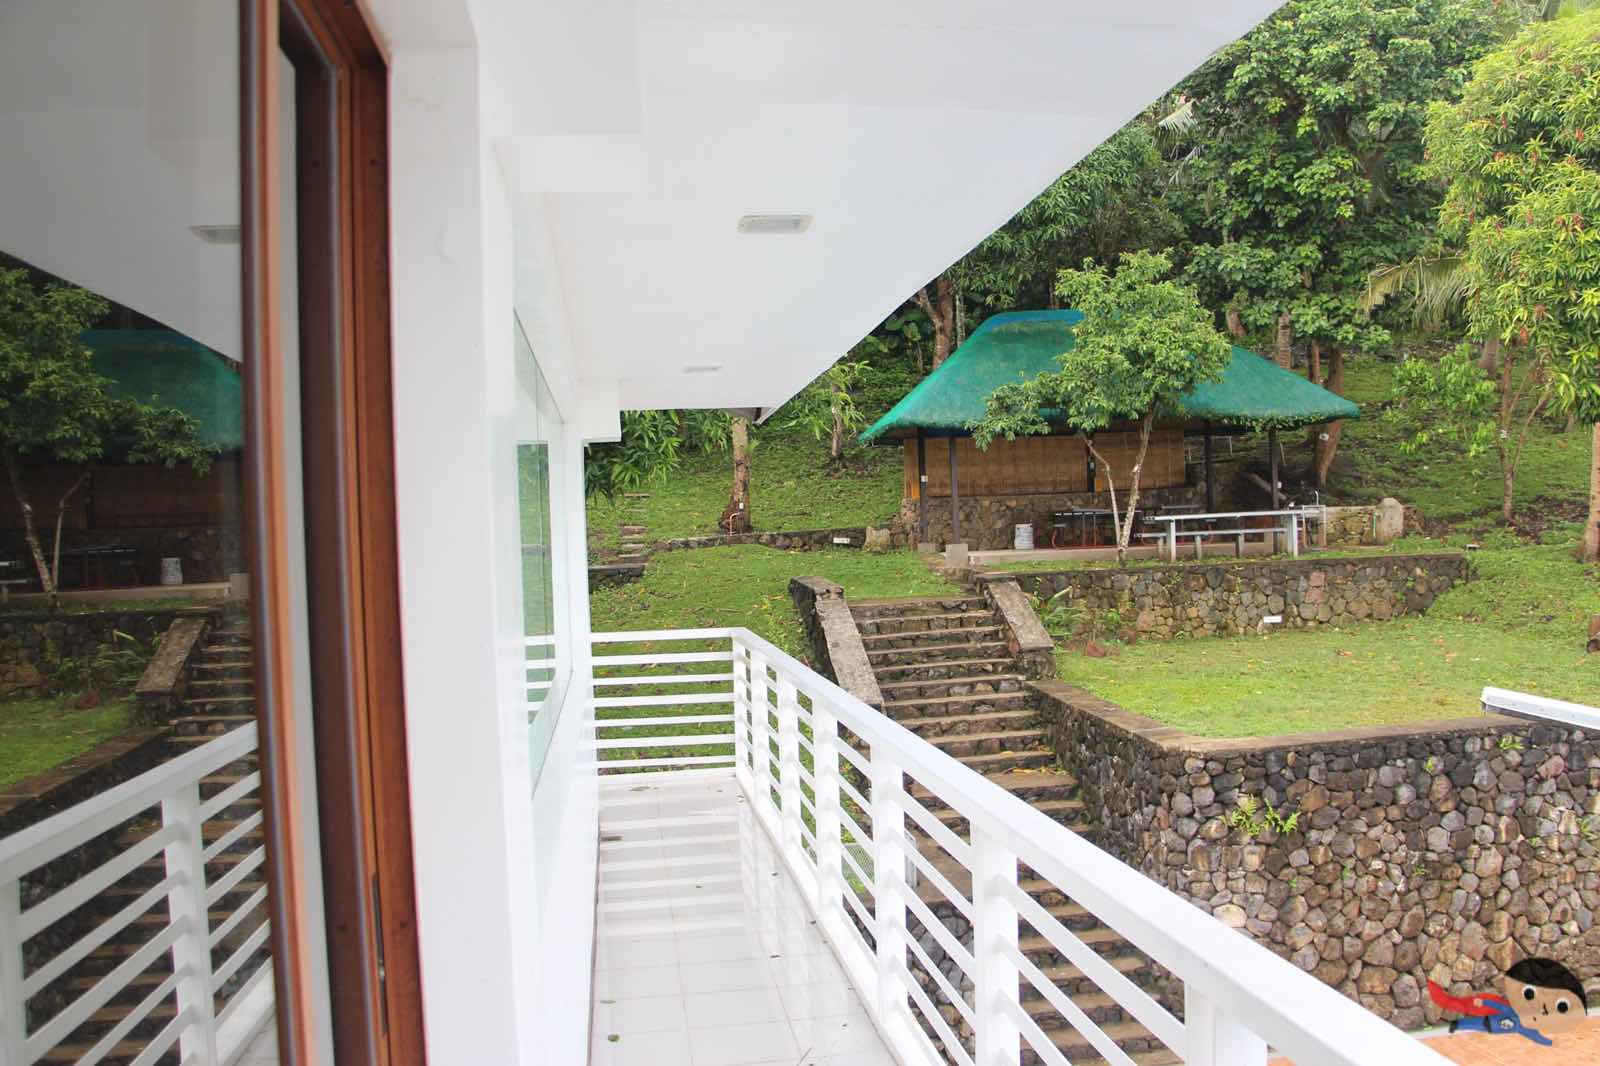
911,770 -> 1078,811
187,677 -> 253,694
192,658 -> 252,673
170,713 -> 255,736
882,691 -> 1029,717
1021,988 -> 1125,1026
866,641 -> 1010,667
931,796 -> 1086,837
1024,1021 -> 1174,1066
878,674 -> 1025,702
871,657 -> 1017,679
858,624 -> 1005,649
103,876 -> 264,902
619,524 -> 647,534
1033,952 -> 1153,997
1019,924 -> 1130,966
619,543 -> 646,552
925,728 -> 1047,760
178,696 -> 256,715
947,747 -> 1057,774
849,597 -> 986,621
853,610 -> 998,636
115,817 -> 256,850
893,709 -> 1037,739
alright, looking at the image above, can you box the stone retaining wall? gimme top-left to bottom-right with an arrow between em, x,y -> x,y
999,553 -> 1469,639
0,606 -> 213,696
656,525 -> 894,553
901,487 -> 1200,551
1322,499 -> 1406,548
1031,681 -> 1600,1028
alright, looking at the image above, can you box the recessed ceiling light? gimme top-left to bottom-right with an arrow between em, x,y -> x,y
737,214 -> 812,235
683,365 -> 722,374
190,224 -> 241,245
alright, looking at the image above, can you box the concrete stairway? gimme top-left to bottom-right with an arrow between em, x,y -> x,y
849,596 -> 1177,1066
37,624 -> 265,1065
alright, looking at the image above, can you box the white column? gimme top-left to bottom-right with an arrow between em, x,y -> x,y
750,652 -> 776,832
1186,988 -> 1267,1066
776,677 -> 803,864
0,877 -> 26,1065
971,826 -> 1022,1066
869,755 -> 909,1027
731,639 -> 754,793
162,782 -> 218,1063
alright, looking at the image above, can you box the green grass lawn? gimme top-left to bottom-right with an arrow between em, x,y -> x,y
0,694 -> 135,790
1057,530 -> 1600,737
590,544 -> 958,659
586,425 -> 903,559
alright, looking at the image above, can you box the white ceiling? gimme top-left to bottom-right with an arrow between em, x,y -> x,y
481,0 -> 1285,413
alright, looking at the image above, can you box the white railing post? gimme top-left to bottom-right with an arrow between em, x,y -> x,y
1,877 -> 26,1066
163,780 -> 218,1062
811,698 -> 846,934
971,825 -> 1022,1066
869,753 -> 909,1028
1289,512 -> 1300,558
731,637 -> 753,791
1186,988 -> 1267,1066
775,676 -> 803,866
750,650 -> 777,827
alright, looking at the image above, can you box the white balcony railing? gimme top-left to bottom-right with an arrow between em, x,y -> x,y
591,628 -> 1451,1066
0,725 -> 273,1066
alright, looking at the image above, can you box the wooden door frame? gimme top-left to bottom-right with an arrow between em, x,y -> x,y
241,2 -> 425,1063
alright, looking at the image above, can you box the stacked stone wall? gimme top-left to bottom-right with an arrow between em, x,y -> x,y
1003,553 -> 1468,639
1033,682 -> 1600,1027
0,607 -> 208,696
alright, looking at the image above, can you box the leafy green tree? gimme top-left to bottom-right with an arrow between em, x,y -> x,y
972,251 -> 1231,563
1425,11 -> 1600,553
0,268 -> 217,606
584,409 -> 730,500
785,350 -> 874,464
1177,0 -> 1505,485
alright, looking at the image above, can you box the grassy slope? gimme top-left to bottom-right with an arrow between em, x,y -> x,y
0,695 -> 134,790
586,424 -> 904,557
590,544 -> 959,660
1054,353 -> 1599,737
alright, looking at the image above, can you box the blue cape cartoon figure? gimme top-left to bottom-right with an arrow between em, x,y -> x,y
1428,979 -> 1553,1047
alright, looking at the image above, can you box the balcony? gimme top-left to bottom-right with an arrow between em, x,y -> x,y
588,628 -> 1455,1066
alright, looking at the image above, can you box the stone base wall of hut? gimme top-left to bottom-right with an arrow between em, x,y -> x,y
898,487 -> 1202,551
1031,681 -> 1600,1031
996,553 -> 1468,639
0,525 -> 243,588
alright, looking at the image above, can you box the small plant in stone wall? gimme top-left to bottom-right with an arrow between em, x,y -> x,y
1033,589 -> 1123,643
1497,733 -> 1524,752
53,629 -> 154,702
1225,794 -> 1301,843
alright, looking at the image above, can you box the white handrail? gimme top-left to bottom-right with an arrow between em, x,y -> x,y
601,626 -> 1451,1066
1482,686 -> 1600,730
0,725 -> 273,1066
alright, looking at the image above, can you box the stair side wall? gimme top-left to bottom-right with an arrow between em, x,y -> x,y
788,576 -> 884,709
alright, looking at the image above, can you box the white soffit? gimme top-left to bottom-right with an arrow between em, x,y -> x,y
488,0 -> 1286,412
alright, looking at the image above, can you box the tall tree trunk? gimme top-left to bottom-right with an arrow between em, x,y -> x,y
1118,410 -> 1158,563
1307,340 -> 1322,386
3,447 -> 54,606
913,277 -> 957,370
1478,335 -> 1500,376
1082,435 -> 1122,565
1585,423 -> 1600,563
828,385 -> 845,463
1274,311 -> 1293,370
1313,348 -> 1346,489
722,416 -> 753,533
1498,350 -> 1516,524
1226,307 -> 1247,339
51,470 -> 90,592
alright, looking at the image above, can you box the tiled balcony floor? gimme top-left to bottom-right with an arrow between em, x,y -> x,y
591,771 -> 897,1066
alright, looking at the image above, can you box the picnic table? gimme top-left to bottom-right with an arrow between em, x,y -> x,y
0,559 -> 28,601
1139,506 -> 1325,562
1049,507 -> 1126,548
59,544 -> 140,589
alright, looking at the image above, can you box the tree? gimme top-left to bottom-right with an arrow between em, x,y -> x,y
585,409 -> 730,499
1176,0 -> 1505,486
1424,12 -> 1600,552
971,251 -> 1231,563
785,348 -> 874,464
0,268 -> 216,607
721,415 -> 752,533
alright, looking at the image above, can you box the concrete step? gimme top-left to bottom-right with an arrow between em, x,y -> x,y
911,770 -> 1078,811
1020,924 -> 1130,966
858,624 -> 1005,649
871,657 -> 1017,679
192,658 -> 252,673
866,641 -> 1010,667
882,691 -> 1029,717
930,795 -> 1086,837
1032,951 -> 1153,997
947,747 -> 1057,774
878,674 -> 1025,702
853,610 -> 998,636
170,713 -> 255,736
177,697 -> 256,717
187,677 -> 253,694
849,597 -> 986,621
893,708 -> 1037,739
1026,1019 -> 1172,1065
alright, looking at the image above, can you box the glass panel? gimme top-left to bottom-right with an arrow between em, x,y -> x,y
516,317 -> 568,784
0,2 -> 281,1063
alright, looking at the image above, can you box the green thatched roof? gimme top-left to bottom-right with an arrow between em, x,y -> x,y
81,330 -> 244,450
859,309 -> 1359,443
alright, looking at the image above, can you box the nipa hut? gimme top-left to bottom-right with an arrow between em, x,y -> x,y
858,310 -> 1359,550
